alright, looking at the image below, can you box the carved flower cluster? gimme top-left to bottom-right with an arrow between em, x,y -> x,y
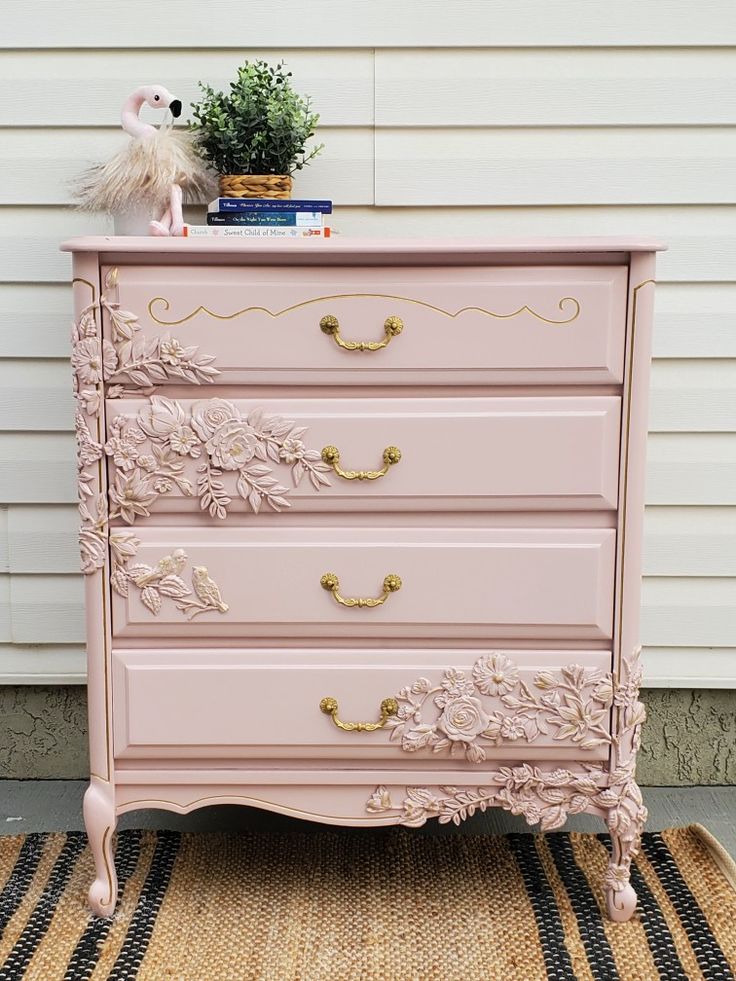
72,301 -> 108,574
73,269 -> 223,576
109,532 -> 229,620
106,396 -> 331,522
386,655 -> 614,764
101,268 -> 218,390
365,651 -> 648,902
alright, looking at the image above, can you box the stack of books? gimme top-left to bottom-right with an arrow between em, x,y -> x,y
184,198 -> 332,238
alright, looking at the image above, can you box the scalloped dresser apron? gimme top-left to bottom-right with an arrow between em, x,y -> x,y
61,235 -> 664,921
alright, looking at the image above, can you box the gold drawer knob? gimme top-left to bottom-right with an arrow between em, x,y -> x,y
321,444 -> 401,481
319,695 -> 399,732
319,313 -> 403,352
320,572 -> 402,608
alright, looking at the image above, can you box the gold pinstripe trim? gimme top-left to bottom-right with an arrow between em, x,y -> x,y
147,292 -> 582,327
615,278 -> 655,686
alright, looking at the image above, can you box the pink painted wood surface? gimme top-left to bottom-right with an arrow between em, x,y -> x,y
62,235 -> 667,256
106,395 -> 621,513
111,647 -> 612,762
63,237 -> 661,921
101,264 -> 628,385
71,259 -> 114,787
110,525 -> 616,640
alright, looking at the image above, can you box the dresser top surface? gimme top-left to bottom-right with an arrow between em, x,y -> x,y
61,235 -> 666,257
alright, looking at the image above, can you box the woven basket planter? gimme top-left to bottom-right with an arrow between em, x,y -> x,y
219,174 -> 293,199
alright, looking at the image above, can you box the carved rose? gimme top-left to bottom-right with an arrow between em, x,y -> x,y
438,696 -> 490,742
138,396 -> 187,438
472,653 -> 519,696
190,399 -> 238,440
207,420 -> 259,470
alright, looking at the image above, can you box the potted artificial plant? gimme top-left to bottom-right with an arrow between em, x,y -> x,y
190,60 -> 323,199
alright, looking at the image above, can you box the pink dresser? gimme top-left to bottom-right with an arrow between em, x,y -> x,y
61,236 -> 663,920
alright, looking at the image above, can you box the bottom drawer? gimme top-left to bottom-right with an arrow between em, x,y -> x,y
112,647 -> 614,764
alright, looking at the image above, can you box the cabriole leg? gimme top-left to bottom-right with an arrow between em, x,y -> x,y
83,778 -> 118,917
603,777 -> 647,922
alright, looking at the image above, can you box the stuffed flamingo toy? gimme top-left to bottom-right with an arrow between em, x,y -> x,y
74,85 -> 215,236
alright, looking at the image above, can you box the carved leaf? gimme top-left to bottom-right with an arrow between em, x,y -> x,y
157,575 -> 192,599
140,586 -> 162,615
110,570 -> 129,597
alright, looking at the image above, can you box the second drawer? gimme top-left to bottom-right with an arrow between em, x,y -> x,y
105,395 -> 621,516
109,525 -> 615,640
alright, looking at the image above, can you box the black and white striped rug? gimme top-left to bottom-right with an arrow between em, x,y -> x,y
0,825 -> 734,980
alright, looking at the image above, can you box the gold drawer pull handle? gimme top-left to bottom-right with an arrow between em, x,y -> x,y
320,572 -> 402,608
319,696 -> 399,732
321,445 -> 402,481
320,314 -> 403,352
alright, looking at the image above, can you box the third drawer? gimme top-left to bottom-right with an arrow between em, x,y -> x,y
110,525 -> 616,641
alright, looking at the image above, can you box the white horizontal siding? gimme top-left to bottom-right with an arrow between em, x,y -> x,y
0,128 -> 373,207
375,50 -> 736,126
375,129 -> 736,206
4,2 -> 736,47
0,12 -> 734,684
0,50 -> 374,128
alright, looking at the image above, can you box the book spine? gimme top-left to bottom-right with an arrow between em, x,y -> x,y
184,225 -> 331,238
209,198 -> 332,214
207,212 -> 323,227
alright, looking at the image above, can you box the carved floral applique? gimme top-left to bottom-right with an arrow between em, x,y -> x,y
365,649 -> 648,911
100,268 -> 219,391
109,532 -> 229,620
72,266 -> 223,575
105,396 -> 331,522
386,654 -> 614,763
72,300 -> 108,575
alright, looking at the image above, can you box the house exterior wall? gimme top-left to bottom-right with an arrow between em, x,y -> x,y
1,6 -> 734,740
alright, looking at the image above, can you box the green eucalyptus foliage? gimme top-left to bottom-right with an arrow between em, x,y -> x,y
189,60 -> 324,176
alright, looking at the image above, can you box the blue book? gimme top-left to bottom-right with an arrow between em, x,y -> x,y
207,211 -> 323,227
208,197 -> 332,214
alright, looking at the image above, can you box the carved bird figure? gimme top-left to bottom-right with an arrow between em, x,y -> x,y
132,548 -> 188,586
192,566 -> 229,613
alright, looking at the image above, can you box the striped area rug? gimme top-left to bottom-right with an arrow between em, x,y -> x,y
0,826 -> 734,980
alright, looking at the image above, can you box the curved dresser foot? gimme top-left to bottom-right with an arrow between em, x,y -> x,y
605,880 -> 638,922
602,775 -> 647,923
83,779 -> 117,917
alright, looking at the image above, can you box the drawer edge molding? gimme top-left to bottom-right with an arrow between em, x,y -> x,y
111,647 -> 618,762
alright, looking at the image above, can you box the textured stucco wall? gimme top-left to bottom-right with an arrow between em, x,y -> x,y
0,686 -> 734,783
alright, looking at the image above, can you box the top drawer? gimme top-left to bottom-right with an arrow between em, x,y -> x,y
101,264 -> 628,387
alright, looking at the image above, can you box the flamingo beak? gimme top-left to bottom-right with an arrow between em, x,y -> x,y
169,99 -> 182,118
